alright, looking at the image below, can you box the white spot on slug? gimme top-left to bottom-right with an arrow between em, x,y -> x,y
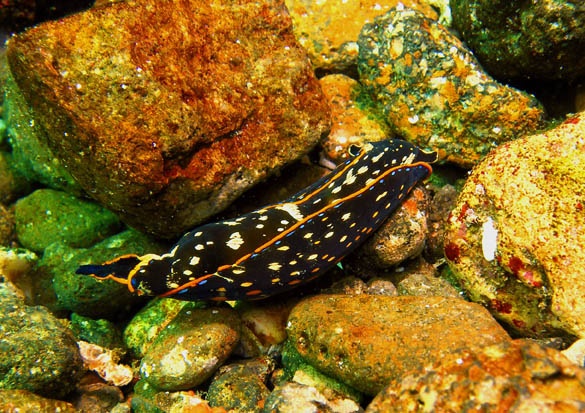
276,203 -> 304,221
226,232 -> 244,250
268,262 -> 282,271
376,191 -> 388,202
343,168 -> 356,185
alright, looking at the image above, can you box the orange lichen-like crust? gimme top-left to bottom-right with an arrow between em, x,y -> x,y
7,0 -> 330,237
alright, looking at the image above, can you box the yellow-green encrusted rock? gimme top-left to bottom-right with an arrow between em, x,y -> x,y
445,112 -> 585,338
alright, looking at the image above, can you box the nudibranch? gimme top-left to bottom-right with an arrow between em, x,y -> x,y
77,139 -> 437,301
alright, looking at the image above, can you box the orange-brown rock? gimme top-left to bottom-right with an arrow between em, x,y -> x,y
367,339 -> 585,412
7,0 -> 330,238
287,294 -> 511,395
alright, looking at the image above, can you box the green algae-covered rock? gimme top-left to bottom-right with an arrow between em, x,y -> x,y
15,188 -> 122,253
0,151 -> 30,205
3,73 -> 82,194
40,229 -> 165,318
451,0 -> 585,81
140,306 -> 240,391
207,357 -> 274,411
124,298 -> 204,358
445,112 -> 585,339
0,283 -> 83,399
70,312 -> 125,351
357,7 -> 545,167
281,339 -> 364,403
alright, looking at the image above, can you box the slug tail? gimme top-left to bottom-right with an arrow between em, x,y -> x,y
76,254 -> 141,285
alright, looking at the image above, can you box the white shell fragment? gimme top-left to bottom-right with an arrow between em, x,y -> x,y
481,217 -> 498,261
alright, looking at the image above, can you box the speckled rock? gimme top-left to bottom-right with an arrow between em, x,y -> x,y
444,112 -> 585,339
0,389 -> 76,413
140,306 -> 240,391
394,258 -> 460,298
0,282 -> 84,399
346,186 -> 430,271
287,294 -> 510,395
357,7 -> 545,167
3,73 -> 83,195
14,188 -> 122,253
366,339 -> 585,412
263,382 -> 361,413
40,229 -> 165,318
451,0 -> 585,81
124,298 -> 204,358
6,0 -> 330,238
319,74 -> 390,163
324,275 -> 398,297
207,357 -> 274,411
285,0 -> 438,75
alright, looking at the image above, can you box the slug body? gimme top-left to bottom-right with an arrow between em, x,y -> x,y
77,139 -> 437,301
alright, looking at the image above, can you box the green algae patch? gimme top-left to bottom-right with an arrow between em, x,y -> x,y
15,188 -> 122,253
124,298 -> 204,358
3,73 -> 82,194
40,229 -> 166,318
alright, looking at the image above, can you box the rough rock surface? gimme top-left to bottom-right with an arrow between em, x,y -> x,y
451,0 -> 585,81
357,7 -> 545,167
285,0 -> 438,75
206,357 -> 274,411
367,339 -> 585,412
6,0 -> 330,238
287,294 -> 510,395
445,112 -> 585,339
346,186 -> 430,270
0,283 -> 84,399
3,71 -> 84,195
